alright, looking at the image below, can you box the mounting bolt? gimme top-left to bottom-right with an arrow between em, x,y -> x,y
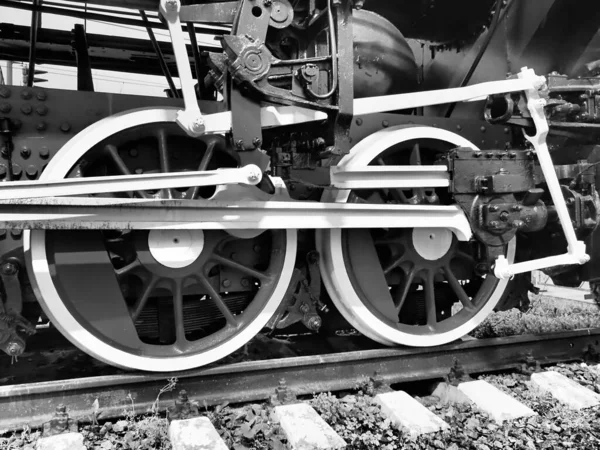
60,122 -> 71,132
21,90 -> 32,100
36,105 -> 48,116
6,341 -> 24,356
36,91 -> 47,101
20,104 -> 32,115
247,167 -> 261,183
252,137 -> 262,148
489,205 -> 499,212
0,87 -> 10,98
1,262 -> 17,276
382,120 -> 390,128
191,118 -> 204,133
26,165 -> 38,179
222,279 -> 231,288
356,118 -> 363,126
39,147 -> 50,159
480,126 -> 486,133
36,122 -> 47,132
0,103 -> 11,113
485,152 -> 494,158
473,151 -> 482,158
499,211 -> 509,222
12,164 -> 22,178
241,278 -> 250,287
306,316 -> 322,331
10,229 -> 22,239
20,147 -> 31,158
235,139 -> 245,149
263,0 -> 272,6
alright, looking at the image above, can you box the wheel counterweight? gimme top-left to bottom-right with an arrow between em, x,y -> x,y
24,108 -> 297,372
317,125 -> 516,347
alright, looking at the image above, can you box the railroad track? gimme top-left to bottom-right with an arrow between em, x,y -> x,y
2,328 -> 600,435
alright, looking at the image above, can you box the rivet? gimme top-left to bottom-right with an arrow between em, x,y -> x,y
253,245 -> 261,253
10,229 -> 23,239
456,125 -> 462,131
433,123 -> 438,127
474,151 -> 482,158
356,118 -> 363,126
12,164 -> 22,178
21,90 -> 32,100
35,105 -> 48,116
36,91 -> 47,101
135,168 -> 143,174
36,122 -> 47,131
21,104 -> 32,115
60,122 -> 71,132
241,278 -> 250,287
26,165 -> 38,179
222,279 -> 231,288
382,120 -> 389,128
481,140 -> 485,145
0,103 -> 11,113
20,147 -> 31,158
0,87 -> 10,98
39,147 -> 50,159
480,126 -> 486,132
503,128 -> 510,134
129,149 -> 139,157
486,152 -> 494,158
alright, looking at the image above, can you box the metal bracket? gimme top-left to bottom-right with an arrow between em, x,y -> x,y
270,378 -> 297,406
517,352 -> 542,375
167,390 -> 200,423
159,0 -> 205,137
42,405 -> 79,437
494,67 -> 590,279
445,358 -> 472,386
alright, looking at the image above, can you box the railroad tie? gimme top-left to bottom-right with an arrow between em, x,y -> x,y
531,371 -> 600,410
168,417 -> 229,450
457,380 -> 536,423
36,432 -> 85,450
274,402 -> 346,450
374,390 -> 449,437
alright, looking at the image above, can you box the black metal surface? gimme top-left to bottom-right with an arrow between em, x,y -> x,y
1,329 -> 599,431
71,24 -> 95,92
26,0 -> 41,88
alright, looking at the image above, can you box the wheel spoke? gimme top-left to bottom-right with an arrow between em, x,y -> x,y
187,140 -> 216,199
115,259 -> 141,278
157,128 -> 172,199
105,144 -> 151,199
410,143 -> 422,166
383,252 -> 406,275
425,270 -> 437,328
395,265 -> 416,312
173,279 -> 187,344
198,274 -> 238,326
131,275 -> 157,321
211,254 -> 268,282
444,265 -> 475,311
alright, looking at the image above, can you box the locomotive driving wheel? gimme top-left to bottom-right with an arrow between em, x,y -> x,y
24,108 -> 296,372
318,125 -> 516,346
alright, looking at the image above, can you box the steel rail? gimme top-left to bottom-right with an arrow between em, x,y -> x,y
1,328 -> 599,431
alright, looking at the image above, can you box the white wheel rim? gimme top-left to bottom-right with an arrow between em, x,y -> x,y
24,108 -> 297,372
317,125 -> 516,347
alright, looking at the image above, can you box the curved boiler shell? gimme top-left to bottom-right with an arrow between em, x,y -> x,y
353,9 -> 419,98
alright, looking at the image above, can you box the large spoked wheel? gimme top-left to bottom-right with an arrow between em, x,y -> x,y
24,108 -> 296,372
317,125 -> 515,347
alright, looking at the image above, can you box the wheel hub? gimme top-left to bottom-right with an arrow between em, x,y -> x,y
412,228 -> 452,261
148,229 -> 205,269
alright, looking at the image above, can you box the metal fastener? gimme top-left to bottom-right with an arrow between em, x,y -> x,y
36,122 -> 47,131
222,279 -> 231,288
39,147 -> 50,159
12,164 -> 22,178
0,103 -> 11,113
36,91 -> 47,101
21,147 -> 31,158
60,122 -> 71,132
252,137 -> 262,148
382,120 -> 389,128
21,90 -> 32,100
26,165 -> 38,179
0,87 -> 10,98
356,118 -> 363,126
36,105 -> 48,116
21,104 -> 32,115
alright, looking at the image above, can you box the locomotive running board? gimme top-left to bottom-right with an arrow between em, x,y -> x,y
0,197 -> 473,241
